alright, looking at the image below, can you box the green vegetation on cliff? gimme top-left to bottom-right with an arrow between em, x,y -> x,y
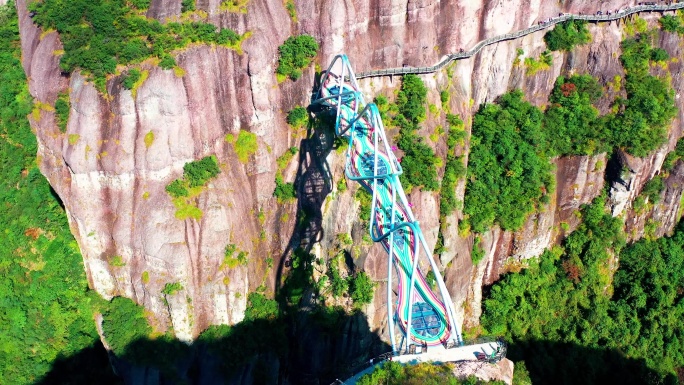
544,74 -> 610,155
439,114 -> 466,217
608,32 -> 676,157
274,174 -> 297,201
287,106 -> 309,128
165,156 -> 220,220
28,0 -> 246,91
0,4 -> 116,383
165,155 -> 220,198
544,19 -> 591,51
101,297 -> 152,357
394,74 -> 440,191
276,34 -> 319,80
463,90 -> 554,233
349,271 -> 375,306
54,91 -> 70,132
659,14 -> 684,34
465,27 -> 678,233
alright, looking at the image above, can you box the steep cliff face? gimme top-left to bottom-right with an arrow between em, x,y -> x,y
17,0 -> 684,378
18,0 -> 301,341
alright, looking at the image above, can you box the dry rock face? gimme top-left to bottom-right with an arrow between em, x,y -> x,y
453,358 -> 515,385
16,0 -> 684,382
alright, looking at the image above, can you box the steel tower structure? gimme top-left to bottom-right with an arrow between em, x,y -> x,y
311,54 -> 462,352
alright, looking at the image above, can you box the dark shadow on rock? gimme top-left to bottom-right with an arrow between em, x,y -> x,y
275,83 -> 336,301
34,309 -> 388,385
35,334 -> 681,385
33,340 -> 122,385
506,339 -> 679,385
605,149 -> 627,189
48,184 -> 65,211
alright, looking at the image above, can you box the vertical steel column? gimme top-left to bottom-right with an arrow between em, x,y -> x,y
403,226 -> 421,351
417,232 -> 462,345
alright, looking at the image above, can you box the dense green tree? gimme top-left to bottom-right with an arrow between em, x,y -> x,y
358,361 -> 505,385
165,156 -> 220,199
273,174 -> 296,201
544,75 -> 611,155
244,292 -> 279,321
610,35 -> 677,157
397,133 -> 440,191
158,55 -> 176,69
121,68 -> 142,90
641,175 -> 665,204
393,74 -> 440,191
659,15 -> 683,33
286,106 -> 309,127
276,34 -> 319,80
183,155 -> 221,187
396,74 -> 428,124
165,179 -> 189,198
349,271 -> 375,305
54,92 -> 70,132
651,47 -> 670,62
129,0 -> 151,9
544,19 -> 591,51
101,297 -> 152,356
464,90 -> 553,233
181,0 -> 195,13
327,255 -> 349,297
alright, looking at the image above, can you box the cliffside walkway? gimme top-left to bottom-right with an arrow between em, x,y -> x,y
311,54 -> 507,384
356,2 -> 684,79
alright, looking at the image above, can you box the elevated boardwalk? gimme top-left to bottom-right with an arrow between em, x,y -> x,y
356,2 -> 684,79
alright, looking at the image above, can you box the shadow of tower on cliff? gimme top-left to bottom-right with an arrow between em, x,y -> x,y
274,72 -> 338,298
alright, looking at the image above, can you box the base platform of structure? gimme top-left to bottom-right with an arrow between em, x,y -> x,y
338,340 -> 506,384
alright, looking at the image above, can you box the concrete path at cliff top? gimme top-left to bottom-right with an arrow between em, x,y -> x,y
343,342 -> 502,384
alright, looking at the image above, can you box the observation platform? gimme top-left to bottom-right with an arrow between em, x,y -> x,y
341,340 -> 507,384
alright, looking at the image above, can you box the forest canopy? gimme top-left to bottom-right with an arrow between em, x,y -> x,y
463,90 -> 554,233
465,26 -> 678,234
544,74 -> 611,155
482,196 -> 684,384
608,33 -> 676,157
0,4 -> 115,383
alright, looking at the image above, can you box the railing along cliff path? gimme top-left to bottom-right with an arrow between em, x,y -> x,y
356,2 -> 684,78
